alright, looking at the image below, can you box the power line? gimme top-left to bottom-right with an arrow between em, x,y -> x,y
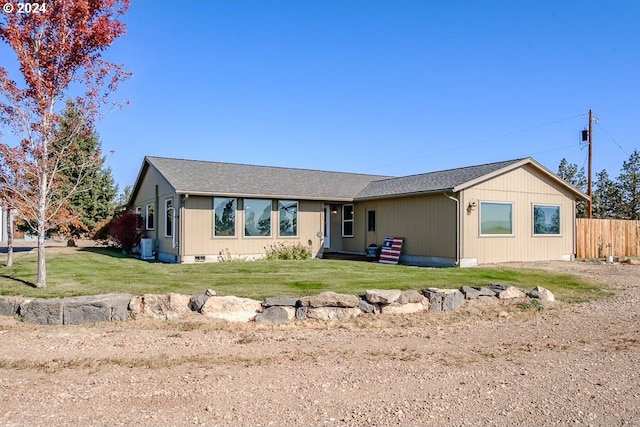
364,113 -> 584,174
596,121 -> 629,157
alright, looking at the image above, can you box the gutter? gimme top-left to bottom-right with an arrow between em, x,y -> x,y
444,193 -> 460,266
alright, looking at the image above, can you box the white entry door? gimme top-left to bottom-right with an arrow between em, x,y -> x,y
323,206 -> 331,248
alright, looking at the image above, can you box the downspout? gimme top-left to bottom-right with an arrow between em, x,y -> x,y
179,194 -> 188,263
444,193 -> 460,266
155,185 -> 159,260
572,198 -> 577,260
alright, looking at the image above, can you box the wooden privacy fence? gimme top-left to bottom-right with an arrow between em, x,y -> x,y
576,218 -> 640,259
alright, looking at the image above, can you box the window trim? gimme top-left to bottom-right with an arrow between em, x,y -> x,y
479,201 -> 514,237
145,203 -> 155,231
342,204 -> 354,237
278,200 -> 298,237
164,198 -> 174,238
213,197 -> 237,238
244,198 -> 272,238
532,203 -> 561,236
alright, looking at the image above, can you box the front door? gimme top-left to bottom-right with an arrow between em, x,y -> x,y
323,205 -> 331,249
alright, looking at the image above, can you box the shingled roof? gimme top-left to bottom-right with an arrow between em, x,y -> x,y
131,156 -> 588,205
355,158 -> 528,200
140,156 -> 392,201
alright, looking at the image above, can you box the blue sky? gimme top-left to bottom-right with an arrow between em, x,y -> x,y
5,1 -> 640,191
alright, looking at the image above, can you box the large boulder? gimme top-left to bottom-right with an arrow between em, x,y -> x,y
262,296 -> 299,308
298,292 -> 359,308
306,307 -> 362,321
460,286 -> 496,299
129,293 -> 192,320
21,294 -> 132,325
20,298 -> 64,325
255,306 -> 296,324
0,296 -> 24,317
380,302 -> 425,315
365,289 -> 402,305
397,290 -> 425,304
527,286 -> 555,302
421,288 -> 465,312
489,285 -> 526,300
188,293 -> 210,312
200,296 -> 262,322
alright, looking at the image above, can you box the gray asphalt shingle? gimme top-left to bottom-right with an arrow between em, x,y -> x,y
146,156 -> 392,201
356,158 -> 527,199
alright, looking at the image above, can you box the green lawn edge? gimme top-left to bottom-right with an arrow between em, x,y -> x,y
0,247 -> 611,304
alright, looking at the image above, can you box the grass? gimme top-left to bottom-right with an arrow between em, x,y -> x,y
0,247 -> 610,303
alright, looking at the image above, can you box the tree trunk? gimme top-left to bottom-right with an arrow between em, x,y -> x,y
35,172 -> 48,288
35,217 -> 46,288
6,208 -> 13,267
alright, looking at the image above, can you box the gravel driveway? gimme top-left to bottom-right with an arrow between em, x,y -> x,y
0,261 -> 639,426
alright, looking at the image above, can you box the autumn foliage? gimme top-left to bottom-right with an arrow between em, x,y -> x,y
0,0 -> 130,287
109,212 -> 142,253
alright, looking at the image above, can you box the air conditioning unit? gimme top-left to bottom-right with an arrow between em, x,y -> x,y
140,238 -> 154,260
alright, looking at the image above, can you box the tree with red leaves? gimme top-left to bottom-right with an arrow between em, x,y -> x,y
0,0 -> 130,287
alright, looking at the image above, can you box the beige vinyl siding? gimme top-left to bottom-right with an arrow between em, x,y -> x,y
344,194 -> 457,259
182,197 -> 325,260
130,166 -> 179,261
461,165 -> 576,264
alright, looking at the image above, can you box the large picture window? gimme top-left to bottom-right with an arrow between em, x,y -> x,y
214,197 -> 236,237
533,204 -> 560,235
278,200 -> 298,237
146,203 -> 155,230
480,201 -> 513,235
165,198 -> 173,237
342,204 -> 354,237
245,199 -> 272,237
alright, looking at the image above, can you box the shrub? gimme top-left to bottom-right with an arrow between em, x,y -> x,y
264,242 -> 312,260
109,213 -> 143,253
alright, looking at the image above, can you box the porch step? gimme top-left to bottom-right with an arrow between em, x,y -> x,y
321,252 -> 377,262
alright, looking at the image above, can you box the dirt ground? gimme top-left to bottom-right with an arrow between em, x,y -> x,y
0,260 -> 639,427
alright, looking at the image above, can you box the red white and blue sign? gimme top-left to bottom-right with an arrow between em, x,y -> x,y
379,236 -> 404,265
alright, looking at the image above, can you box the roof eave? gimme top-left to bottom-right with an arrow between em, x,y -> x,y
174,190 -> 355,202
355,188 -> 455,201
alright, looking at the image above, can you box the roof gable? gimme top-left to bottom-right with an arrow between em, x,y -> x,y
356,157 -> 589,201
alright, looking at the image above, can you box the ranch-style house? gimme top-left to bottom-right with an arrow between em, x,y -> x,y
128,156 -> 588,267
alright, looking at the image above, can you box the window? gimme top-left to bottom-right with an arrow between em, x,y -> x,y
533,204 -> 560,235
480,201 -> 513,235
367,210 -> 376,232
214,197 -> 236,237
278,200 -> 298,237
165,198 -> 173,237
245,199 -> 272,237
146,203 -> 155,230
342,204 -> 354,237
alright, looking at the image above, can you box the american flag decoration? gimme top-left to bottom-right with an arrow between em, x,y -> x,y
379,236 -> 404,265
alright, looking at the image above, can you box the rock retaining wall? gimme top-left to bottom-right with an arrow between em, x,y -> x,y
0,284 -> 554,325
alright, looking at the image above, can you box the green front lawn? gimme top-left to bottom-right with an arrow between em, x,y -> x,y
0,247 -> 609,303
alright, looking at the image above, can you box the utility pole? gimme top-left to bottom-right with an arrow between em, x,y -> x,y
587,109 -> 593,218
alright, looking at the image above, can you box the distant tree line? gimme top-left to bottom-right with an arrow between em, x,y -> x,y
557,149 -> 640,219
